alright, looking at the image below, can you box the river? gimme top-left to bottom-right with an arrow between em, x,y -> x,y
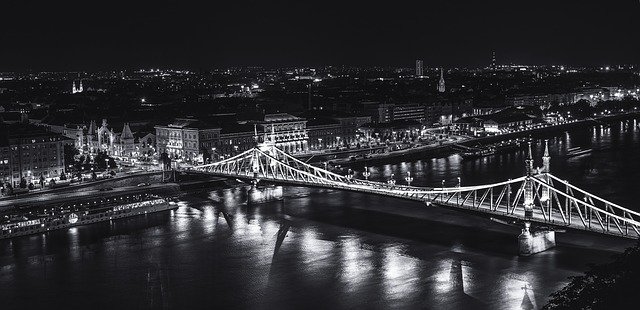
1,118 -> 639,309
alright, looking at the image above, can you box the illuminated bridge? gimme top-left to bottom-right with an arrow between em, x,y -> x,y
190,141 -> 640,253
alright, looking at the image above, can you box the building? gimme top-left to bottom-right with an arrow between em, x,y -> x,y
453,106 -> 539,135
392,103 -> 425,123
306,118 -> 342,150
359,120 -> 422,143
360,102 -> 394,123
256,113 -> 308,154
0,123 -> 74,188
506,94 -> 552,109
360,102 -> 424,124
482,114 -> 535,133
71,80 -> 84,94
438,68 -> 446,93
416,60 -> 424,77
155,118 -> 221,162
216,123 -> 259,159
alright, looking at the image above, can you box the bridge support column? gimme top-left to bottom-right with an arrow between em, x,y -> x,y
518,222 -> 556,256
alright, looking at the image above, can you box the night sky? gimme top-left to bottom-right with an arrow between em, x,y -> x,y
2,0 -> 639,71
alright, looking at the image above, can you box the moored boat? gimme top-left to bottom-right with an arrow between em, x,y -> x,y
1,193 -> 177,239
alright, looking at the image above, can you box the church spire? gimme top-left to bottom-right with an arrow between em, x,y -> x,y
438,68 -> 446,93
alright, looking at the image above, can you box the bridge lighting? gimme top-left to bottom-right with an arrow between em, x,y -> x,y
405,171 -> 414,186
362,166 -> 371,180
387,174 -> 396,185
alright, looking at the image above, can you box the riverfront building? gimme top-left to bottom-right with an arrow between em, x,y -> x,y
0,122 -> 73,188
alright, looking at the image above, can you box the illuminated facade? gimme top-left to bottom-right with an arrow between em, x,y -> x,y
71,80 -> 83,94
0,123 -> 73,187
155,119 -> 221,162
257,113 -> 308,154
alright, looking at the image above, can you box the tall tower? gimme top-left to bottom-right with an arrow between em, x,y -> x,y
72,81 -> 77,94
541,139 -> 551,204
542,139 -> 550,173
415,60 -> 424,77
491,50 -> 496,68
523,142 -> 535,219
438,68 -> 446,93
79,79 -> 84,93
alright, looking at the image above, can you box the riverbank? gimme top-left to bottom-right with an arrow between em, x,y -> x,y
0,171 -> 166,201
337,111 -> 640,167
0,172 -> 227,211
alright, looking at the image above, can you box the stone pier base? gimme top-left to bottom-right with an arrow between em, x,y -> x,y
518,225 -> 556,256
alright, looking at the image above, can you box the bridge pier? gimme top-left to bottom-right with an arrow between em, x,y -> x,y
518,222 -> 556,256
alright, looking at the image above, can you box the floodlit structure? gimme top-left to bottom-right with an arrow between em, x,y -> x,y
192,139 -> 640,254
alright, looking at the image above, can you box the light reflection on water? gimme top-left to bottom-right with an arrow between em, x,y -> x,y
339,236 -> 375,293
381,244 -> 420,302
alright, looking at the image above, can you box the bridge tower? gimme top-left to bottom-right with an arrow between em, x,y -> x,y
541,139 -> 551,204
519,141 -> 555,256
542,139 -> 550,173
523,142 -> 535,219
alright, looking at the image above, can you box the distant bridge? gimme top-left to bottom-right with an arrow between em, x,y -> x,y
191,142 -> 640,239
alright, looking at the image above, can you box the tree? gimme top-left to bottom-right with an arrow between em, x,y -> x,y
201,148 -> 211,163
60,170 -> 67,180
108,157 -> 117,169
39,175 -> 45,188
63,144 -> 79,169
76,155 -> 85,171
160,152 -> 171,170
91,171 -> 97,181
544,242 -> 640,309
95,152 -> 108,170
49,179 -> 56,187
19,178 -> 27,189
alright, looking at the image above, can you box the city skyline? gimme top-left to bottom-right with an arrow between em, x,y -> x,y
2,0 -> 639,71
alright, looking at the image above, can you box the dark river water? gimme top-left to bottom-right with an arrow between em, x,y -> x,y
1,119 -> 640,309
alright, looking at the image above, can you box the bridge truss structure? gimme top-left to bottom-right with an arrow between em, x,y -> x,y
192,143 -> 640,239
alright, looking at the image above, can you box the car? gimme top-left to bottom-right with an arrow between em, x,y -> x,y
137,182 -> 150,187
99,187 -> 113,191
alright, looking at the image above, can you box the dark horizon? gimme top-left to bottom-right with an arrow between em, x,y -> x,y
2,0 -> 639,71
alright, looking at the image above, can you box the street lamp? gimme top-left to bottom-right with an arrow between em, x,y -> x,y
405,171 -> 414,186
387,173 -> 396,185
457,177 -> 461,187
362,166 -> 371,180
